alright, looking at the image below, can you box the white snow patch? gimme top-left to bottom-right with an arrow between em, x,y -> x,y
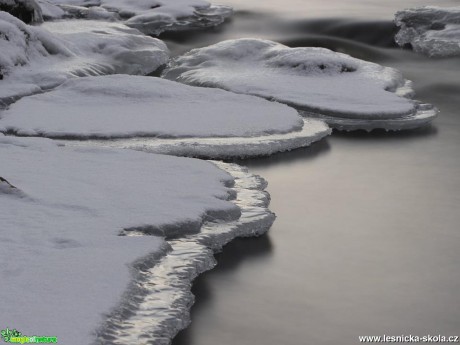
163,38 -> 437,131
0,135 -> 240,345
0,14 -> 169,105
395,6 -> 460,57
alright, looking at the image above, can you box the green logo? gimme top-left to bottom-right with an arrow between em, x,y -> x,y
1,328 -> 57,344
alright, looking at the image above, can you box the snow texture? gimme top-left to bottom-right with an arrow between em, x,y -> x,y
0,13 -> 169,106
0,74 -> 331,158
0,133 -> 241,345
39,0 -> 232,35
395,6 -> 460,57
163,38 -> 438,131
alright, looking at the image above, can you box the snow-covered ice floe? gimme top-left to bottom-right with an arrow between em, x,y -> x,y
163,38 -> 438,131
0,74 -> 331,158
0,134 -> 274,345
94,162 -> 275,344
0,12 -> 169,106
38,0 -> 232,35
395,6 -> 460,58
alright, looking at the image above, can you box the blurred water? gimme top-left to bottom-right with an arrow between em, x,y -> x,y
170,1 -> 460,344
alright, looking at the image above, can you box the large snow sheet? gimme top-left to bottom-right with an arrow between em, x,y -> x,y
395,6 -> 460,57
0,74 -> 331,158
0,13 -> 169,105
40,0 -> 232,35
0,134 -> 239,345
163,38 -> 437,131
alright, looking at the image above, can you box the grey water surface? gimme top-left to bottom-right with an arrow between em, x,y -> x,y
169,1 -> 460,344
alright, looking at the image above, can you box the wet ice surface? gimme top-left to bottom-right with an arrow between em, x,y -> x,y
38,0 -> 232,35
395,6 -> 460,57
0,134 -> 248,345
73,118 -> 330,159
163,38 -> 437,131
0,14 -> 168,105
96,163 -> 275,345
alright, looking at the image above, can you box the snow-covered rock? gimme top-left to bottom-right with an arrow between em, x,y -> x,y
395,6 -> 460,57
40,0 -> 232,35
0,133 -> 242,345
0,74 -> 331,158
0,0 -> 42,23
163,38 -> 438,131
0,13 -> 169,105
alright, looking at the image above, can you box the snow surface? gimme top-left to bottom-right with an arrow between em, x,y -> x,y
163,38 -> 437,131
395,6 -> 460,57
0,74 -> 331,158
0,75 -> 303,138
39,0 -> 232,35
0,13 -> 169,105
0,133 -> 241,345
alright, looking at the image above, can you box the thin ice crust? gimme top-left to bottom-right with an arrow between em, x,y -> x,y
163,38 -> 437,131
395,6 -> 460,57
303,103 -> 438,132
69,118 -> 331,159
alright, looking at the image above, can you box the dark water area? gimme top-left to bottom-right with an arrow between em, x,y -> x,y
170,1 -> 460,344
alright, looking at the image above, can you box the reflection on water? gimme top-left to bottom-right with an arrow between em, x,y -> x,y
171,1 -> 460,344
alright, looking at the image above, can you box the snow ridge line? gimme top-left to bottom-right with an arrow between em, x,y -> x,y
92,162 -> 276,345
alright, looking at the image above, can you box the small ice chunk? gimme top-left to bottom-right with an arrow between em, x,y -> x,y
163,38 -> 437,131
0,135 -> 239,345
395,6 -> 460,57
0,74 -> 331,158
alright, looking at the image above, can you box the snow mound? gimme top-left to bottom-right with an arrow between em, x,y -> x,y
163,38 -> 438,131
0,134 -> 241,345
395,6 -> 460,57
40,0 -> 232,35
0,75 -> 331,158
0,13 -> 169,105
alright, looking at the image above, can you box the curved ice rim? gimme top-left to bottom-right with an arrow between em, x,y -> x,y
300,102 -> 438,131
92,162 -> 276,345
62,118 -> 331,159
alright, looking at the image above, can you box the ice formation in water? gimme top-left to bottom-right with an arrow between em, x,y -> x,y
163,38 -> 438,131
0,74 -> 331,158
0,13 -> 169,106
94,162 -> 275,344
0,134 -> 251,345
37,0 -> 232,35
395,6 -> 460,57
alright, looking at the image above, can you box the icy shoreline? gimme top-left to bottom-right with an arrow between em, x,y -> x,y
93,162 -> 275,345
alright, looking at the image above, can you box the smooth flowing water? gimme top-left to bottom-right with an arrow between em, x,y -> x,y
168,1 -> 460,344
